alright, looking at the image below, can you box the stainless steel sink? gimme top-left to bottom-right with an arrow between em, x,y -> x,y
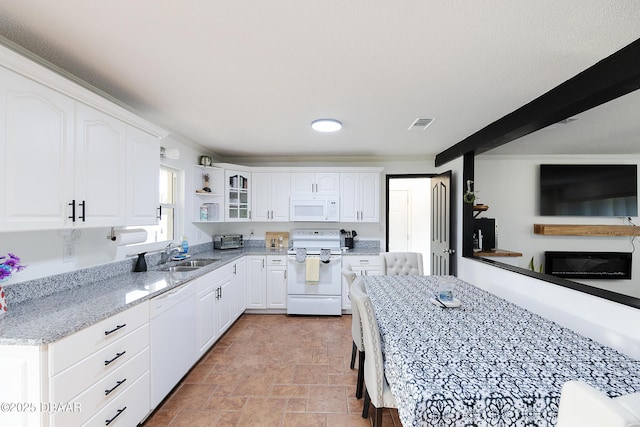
177,258 -> 220,267
159,265 -> 201,272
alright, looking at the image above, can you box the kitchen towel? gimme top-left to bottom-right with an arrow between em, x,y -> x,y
305,256 -> 320,283
296,248 -> 307,263
110,229 -> 148,246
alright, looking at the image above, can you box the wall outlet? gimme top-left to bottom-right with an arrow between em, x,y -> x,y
63,243 -> 76,263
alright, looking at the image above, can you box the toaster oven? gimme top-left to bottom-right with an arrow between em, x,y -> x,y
213,234 -> 243,250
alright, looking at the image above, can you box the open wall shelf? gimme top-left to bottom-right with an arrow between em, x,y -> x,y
533,224 -> 640,236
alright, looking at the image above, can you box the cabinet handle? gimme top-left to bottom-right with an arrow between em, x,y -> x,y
104,324 -> 127,336
233,264 -> 237,275
104,351 -> 126,366
104,378 -> 127,396
262,259 -> 265,268
79,200 -> 86,222
284,270 -> 287,279
68,200 -> 76,222
105,406 -> 127,426
157,205 -> 162,219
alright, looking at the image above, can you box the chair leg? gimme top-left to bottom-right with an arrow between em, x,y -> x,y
355,350 -> 365,399
373,406 -> 383,427
350,341 -> 357,369
362,389 -> 370,419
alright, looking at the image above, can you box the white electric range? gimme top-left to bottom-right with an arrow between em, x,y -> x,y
286,229 -> 342,315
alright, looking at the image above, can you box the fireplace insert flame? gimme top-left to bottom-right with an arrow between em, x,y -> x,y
544,251 -> 632,280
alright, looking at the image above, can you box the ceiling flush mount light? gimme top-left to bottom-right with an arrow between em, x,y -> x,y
311,119 -> 342,132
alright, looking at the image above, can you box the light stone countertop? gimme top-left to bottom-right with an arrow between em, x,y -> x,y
0,243 -> 379,346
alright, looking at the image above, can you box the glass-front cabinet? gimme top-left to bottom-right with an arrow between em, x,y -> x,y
225,169 -> 251,221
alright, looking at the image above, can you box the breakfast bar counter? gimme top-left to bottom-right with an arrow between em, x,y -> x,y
362,275 -> 640,426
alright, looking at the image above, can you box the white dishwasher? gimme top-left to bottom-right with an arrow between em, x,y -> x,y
150,281 -> 197,408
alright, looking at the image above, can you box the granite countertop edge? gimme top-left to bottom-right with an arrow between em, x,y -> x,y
0,246 -> 379,346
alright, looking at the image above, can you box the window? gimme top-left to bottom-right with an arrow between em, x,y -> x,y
134,165 -> 179,245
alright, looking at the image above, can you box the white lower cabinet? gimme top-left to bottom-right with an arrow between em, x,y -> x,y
196,274 -> 219,357
48,301 -> 150,426
266,256 -> 287,309
246,256 -> 267,309
0,345 -> 44,427
342,255 -> 381,310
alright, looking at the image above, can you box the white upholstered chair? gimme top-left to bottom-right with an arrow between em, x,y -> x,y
343,264 -> 364,399
557,380 -> 640,427
350,277 -> 398,427
380,252 -> 424,275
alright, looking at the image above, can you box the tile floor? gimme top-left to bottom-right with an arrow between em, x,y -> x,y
142,314 -> 401,426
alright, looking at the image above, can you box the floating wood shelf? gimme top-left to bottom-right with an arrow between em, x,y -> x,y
473,249 -> 522,257
533,224 -> 640,236
473,204 -> 489,218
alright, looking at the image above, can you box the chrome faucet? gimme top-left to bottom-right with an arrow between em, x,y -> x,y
161,243 -> 181,263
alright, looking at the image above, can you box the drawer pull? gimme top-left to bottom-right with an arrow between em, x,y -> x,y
105,406 -> 127,426
104,351 -> 126,366
104,378 -> 127,396
104,323 -> 127,336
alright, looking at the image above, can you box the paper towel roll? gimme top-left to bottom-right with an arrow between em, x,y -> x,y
110,229 -> 148,246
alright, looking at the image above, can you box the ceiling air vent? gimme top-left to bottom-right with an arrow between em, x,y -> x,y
408,118 -> 434,131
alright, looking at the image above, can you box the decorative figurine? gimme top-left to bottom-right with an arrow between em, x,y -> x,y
202,173 -> 212,192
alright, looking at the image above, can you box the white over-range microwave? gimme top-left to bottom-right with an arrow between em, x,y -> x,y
289,194 -> 339,222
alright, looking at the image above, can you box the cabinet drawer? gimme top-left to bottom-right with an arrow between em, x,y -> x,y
81,371 -> 150,427
50,347 -> 149,427
51,324 -> 149,403
267,255 -> 286,265
50,301 -> 149,375
344,255 -> 381,267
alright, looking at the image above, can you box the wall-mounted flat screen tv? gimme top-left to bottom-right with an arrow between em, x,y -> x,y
539,164 -> 638,217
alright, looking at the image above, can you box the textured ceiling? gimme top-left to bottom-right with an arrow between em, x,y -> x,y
0,1 -> 639,161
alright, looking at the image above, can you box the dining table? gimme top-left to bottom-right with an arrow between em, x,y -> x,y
362,274 -> 640,426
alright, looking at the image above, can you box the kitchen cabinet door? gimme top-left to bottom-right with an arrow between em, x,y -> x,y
252,172 -> 290,222
232,257 -> 247,315
225,169 -> 251,221
266,256 -> 287,309
126,125 -> 160,225
196,277 -> 218,356
290,172 -> 339,195
0,66 -> 75,231
216,274 -> 235,336
74,103 -> 127,227
246,256 -> 267,309
340,172 -> 380,222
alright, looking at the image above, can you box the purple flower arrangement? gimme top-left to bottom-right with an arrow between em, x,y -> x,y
1,253 -> 25,314
0,253 -> 26,282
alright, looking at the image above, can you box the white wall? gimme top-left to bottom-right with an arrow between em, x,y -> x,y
455,154 -> 640,359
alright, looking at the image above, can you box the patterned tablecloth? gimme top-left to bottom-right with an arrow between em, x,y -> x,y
362,275 -> 640,426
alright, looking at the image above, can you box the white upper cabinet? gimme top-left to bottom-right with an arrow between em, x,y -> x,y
225,169 -> 251,221
252,172 -> 290,222
126,126 -> 160,225
290,172 -> 339,194
0,66 -> 75,231
74,104 -> 127,227
340,172 -> 380,222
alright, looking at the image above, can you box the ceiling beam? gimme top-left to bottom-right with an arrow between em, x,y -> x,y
435,37 -> 640,167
